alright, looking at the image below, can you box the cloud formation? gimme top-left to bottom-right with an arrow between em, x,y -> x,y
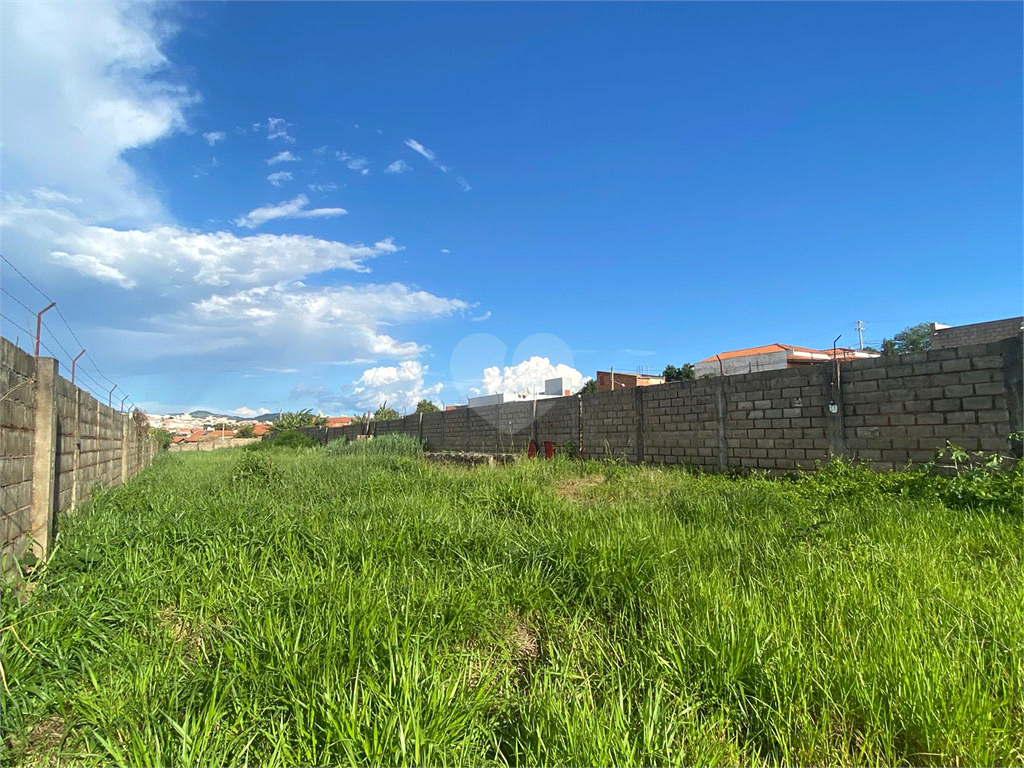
351,361 -> 443,411
384,159 -> 411,174
267,171 -> 293,187
0,1 -> 197,224
477,357 -> 584,398
404,138 -> 470,190
234,194 -> 347,228
202,131 -> 226,146
266,117 -> 295,142
266,151 -> 299,165
337,152 -> 370,174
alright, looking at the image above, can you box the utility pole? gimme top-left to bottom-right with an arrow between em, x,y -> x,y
855,320 -> 865,350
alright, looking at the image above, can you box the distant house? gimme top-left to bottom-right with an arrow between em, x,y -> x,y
252,423 -> 273,437
694,344 -> 879,378
325,416 -> 353,428
181,430 -> 207,443
596,371 -> 665,393
204,429 -> 235,439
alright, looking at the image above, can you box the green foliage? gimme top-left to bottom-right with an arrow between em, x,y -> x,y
323,433 -> 423,457
2,446 -> 1020,767
271,409 -> 326,431
148,427 -> 173,450
244,429 -> 317,451
577,379 -> 598,394
373,401 -> 401,420
662,363 -> 695,382
415,399 -> 440,413
231,451 -> 280,484
881,322 -> 932,356
234,424 -> 255,439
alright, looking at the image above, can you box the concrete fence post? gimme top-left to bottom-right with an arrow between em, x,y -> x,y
634,387 -> 645,465
418,412 -> 424,444
120,415 -> 130,486
71,387 -> 82,512
465,406 -> 471,452
30,357 -> 58,560
824,363 -> 848,460
715,378 -> 729,472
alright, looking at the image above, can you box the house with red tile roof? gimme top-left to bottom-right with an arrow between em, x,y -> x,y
325,416 -> 353,429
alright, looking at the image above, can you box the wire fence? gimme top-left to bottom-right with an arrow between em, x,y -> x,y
0,253 -> 139,414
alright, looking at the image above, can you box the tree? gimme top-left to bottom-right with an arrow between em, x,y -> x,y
149,427 -> 172,450
415,399 -> 440,413
373,401 -> 400,420
235,424 -> 255,439
662,363 -> 695,382
881,323 -> 932,356
576,379 -> 598,395
271,409 -> 326,432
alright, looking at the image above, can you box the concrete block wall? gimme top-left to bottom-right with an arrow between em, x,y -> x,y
535,396 -> 579,450
288,334 -> 1022,476
581,388 -> 638,460
644,378 -> 723,471
1,339 -> 36,567
931,317 -> 1023,350
1,337 -> 159,574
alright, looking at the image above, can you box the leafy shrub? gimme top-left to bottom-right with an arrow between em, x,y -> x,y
232,452 -> 279,484
793,440 -> 1023,513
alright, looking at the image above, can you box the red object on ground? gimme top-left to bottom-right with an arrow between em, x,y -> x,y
544,441 -> 555,459
528,441 -> 537,459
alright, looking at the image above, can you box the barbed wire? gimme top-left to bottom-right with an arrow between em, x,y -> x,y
1,253 -> 136,412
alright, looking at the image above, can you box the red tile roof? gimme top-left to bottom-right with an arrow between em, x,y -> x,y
252,423 -> 272,436
697,344 -> 870,364
325,416 -> 353,428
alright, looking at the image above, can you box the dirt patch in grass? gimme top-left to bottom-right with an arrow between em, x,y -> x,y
158,607 -> 212,659
556,475 -> 605,499
466,614 -> 544,694
11,713 -> 69,767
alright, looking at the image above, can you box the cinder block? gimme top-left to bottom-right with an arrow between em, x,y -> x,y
962,396 -> 994,411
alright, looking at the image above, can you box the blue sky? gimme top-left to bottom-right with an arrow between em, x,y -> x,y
2,2 -> 1021,417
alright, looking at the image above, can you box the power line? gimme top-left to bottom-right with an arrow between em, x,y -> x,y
1,252 -> 118,391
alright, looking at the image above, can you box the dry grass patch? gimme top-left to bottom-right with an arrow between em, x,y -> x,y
555,475 -> 605,499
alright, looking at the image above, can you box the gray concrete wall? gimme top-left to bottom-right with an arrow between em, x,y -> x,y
931,317 -> 1023,350
1,337 -> 159,575
168,437 -> 262,452
309,334 -> 1023,474
694,349 -> 789,379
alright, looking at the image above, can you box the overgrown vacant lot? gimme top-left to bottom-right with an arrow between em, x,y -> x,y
2,438 -> 1021,767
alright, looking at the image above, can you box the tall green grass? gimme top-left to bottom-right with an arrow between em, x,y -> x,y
2,445 -> 1020,767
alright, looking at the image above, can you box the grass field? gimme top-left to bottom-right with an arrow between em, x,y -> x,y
2,437 -> 1021,766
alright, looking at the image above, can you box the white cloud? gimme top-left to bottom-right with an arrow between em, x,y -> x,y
312,145 -> 330,155
351,361 -> 443,411
337,152 -> 369,173
385,159 -> 411,174
266,117 -> 295,143
0,1 -> 197,224
234,194 -> 347,228
404,138 -> 469,191
252,122 -> 261,131
232,406 -> 271,417
308,182 -> 338,192
267,171 -> 293,187
266,151 -> 299,165
405,139 -> 435,161
440,248 -> 450,253
476,357 -> 584,398
202,131 -> 226,146
3,196 -> 386,287
32,188 -> 83,205
470,311 -> 491,322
